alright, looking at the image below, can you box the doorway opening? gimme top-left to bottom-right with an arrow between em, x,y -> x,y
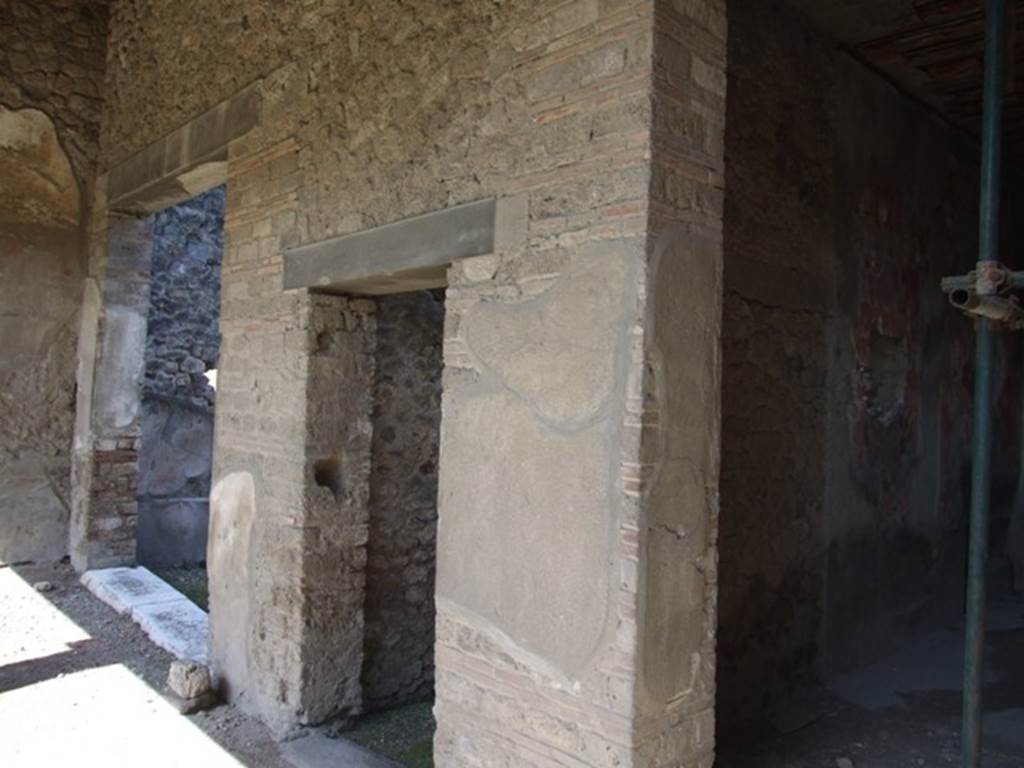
136,185 -> 225,611
346,289 -> 444,767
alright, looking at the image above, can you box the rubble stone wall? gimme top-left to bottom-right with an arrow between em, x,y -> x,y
143,187 -> 224,409
0,0 -> 107,187
362,291 -> 444,711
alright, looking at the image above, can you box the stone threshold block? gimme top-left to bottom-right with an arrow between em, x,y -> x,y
81,566 -> 208,663
280,732 -> 402,768
283,196 -> 527,295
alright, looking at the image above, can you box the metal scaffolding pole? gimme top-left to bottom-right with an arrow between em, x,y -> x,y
962,2 -> 1006,766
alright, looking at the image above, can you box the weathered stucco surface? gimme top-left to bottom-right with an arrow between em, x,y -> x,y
0,106 -> 81,562
717,0 -> 996,728
0,0 -> 106,562
0,0 -> 107,186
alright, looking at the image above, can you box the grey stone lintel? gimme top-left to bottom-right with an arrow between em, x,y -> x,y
283,196 -> 526,295
107,84 -> 261,214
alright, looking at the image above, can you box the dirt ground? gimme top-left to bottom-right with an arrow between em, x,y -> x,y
0,560 -> 291,768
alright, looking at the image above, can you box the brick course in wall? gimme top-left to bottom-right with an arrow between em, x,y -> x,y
71,212 -> 154,570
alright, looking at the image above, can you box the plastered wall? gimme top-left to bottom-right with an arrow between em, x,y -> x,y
717,0 -> 1000,727
0,0 -> 107,563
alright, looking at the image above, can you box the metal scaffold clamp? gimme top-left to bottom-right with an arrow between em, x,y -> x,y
941,261 -> 1024,330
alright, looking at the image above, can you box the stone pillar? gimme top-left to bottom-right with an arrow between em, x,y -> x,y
207,286 -> 376,730
432,1 -> 726,765
70,207 -> 153,572
206,94 -> 379,730
297,293 -> 377,723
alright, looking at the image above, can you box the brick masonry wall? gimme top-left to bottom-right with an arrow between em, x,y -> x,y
717,0 -> 991,728
142,0 -> 658,742
362,291 -> 444,711
99,2 -> 728,766
0,0 -> 107,562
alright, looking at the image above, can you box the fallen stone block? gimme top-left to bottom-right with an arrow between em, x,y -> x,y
168,659 -> 212,699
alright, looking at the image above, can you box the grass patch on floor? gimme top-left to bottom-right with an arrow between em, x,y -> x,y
152,566 -> 209,612
345,699 -> 435,768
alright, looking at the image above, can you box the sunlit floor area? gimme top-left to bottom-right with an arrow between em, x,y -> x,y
0,561 -> 291,768
2,663 -> 246,766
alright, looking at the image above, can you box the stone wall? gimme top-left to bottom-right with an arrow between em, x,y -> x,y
92,2 -> 729,765
0,0 -> 107,563
717,0 -> 993,728
362,291 -> 443,711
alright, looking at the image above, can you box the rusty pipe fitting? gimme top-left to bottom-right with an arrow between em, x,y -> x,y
950,290 -> 1023,325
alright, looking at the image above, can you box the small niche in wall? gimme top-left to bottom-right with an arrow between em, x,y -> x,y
313,457 -> 344,499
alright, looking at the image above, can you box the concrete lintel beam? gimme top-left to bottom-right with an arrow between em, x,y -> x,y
283,196 -> 527,296
107,84 -> 260,214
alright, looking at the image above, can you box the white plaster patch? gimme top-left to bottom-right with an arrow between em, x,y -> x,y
92,306 -> 147,430
459,254 -> 499,283
464,240 -> 634,428
81,566 -> 208,662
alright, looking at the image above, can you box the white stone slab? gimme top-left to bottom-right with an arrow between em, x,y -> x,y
134,599 -> 208,664
81,566 -> 208,663
81,566 -> 184,615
